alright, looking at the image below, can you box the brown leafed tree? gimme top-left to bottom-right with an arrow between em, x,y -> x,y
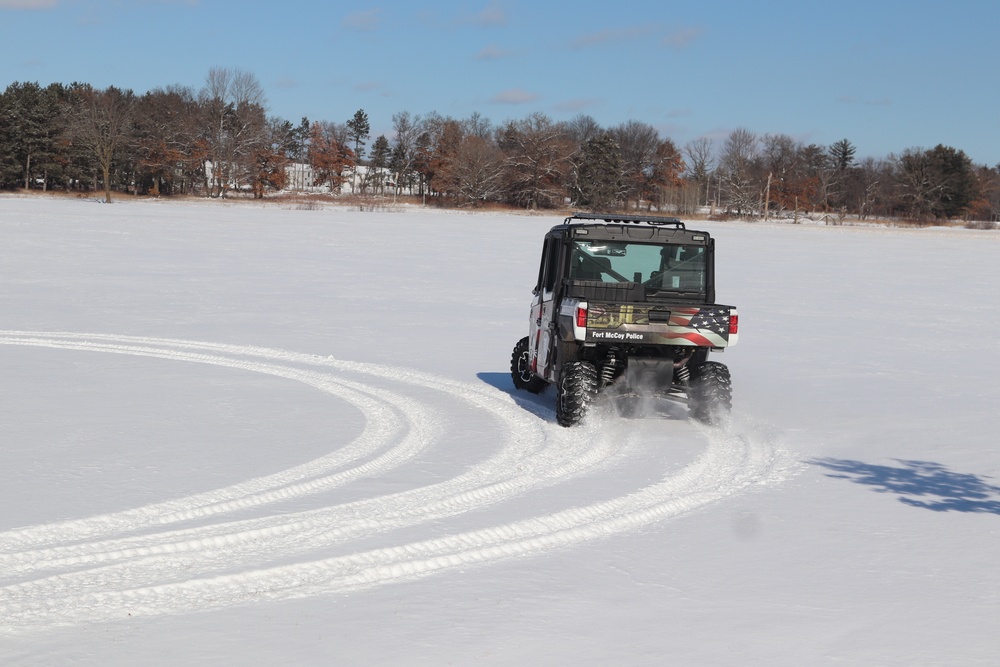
968,165 -> 1000,223
427,118 -> 465,200
309,121 -> 354,192
248,118 -> 295,198
131,85 -> 201,195
645,138 -> 685,211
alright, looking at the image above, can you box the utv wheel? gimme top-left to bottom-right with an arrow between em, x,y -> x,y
556,361 -> 598,427
688,361 -> 732,425
510,336 -> 547,394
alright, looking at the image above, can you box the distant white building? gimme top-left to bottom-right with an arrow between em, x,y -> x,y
282,163 -> 411,196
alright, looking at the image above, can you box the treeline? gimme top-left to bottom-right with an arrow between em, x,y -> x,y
2,70 -> 999,222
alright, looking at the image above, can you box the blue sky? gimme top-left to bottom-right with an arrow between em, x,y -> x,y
2,0 -> 998,166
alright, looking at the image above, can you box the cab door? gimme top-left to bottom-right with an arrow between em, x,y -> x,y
528,234 -> 562,382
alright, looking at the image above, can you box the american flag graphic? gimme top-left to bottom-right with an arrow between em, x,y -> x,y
667,307 -> 732,347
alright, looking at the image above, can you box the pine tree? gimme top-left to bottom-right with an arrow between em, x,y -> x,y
926,144 -> 977,219
0,81 -> 62,189
346,108 -> 369,193
573,133 -> 623,212
829,138 -> 856,171
368,134 -> 390,194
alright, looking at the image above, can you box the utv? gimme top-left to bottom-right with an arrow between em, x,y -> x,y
510,213 -> 739,427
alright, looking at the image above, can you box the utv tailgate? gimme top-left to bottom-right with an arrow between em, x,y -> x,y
584,303 -> 739,347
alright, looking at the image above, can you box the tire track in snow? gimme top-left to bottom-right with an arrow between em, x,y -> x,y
0,333 -> 587,573
0,331 -> 793,631
0,334 -> 443,546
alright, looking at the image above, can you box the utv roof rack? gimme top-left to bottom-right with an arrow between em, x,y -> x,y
566,212 -> 685,228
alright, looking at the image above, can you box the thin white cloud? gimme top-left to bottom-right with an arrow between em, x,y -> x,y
459,1 -> 507,27
489,88 -> 538,105
354,81 -> 385,93
553,98 -> 602,113
342,9 -> 381,32
475,44 -> 512,60
570,25 -> 655,49
662,26 -> 703,50
0,0 -> 57,8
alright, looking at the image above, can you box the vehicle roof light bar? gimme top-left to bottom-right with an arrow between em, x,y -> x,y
565,212 -> 685,229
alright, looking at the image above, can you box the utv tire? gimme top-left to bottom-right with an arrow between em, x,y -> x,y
688,361 -> 732,425
510,337 -> 547,394
556,361 -> 598,427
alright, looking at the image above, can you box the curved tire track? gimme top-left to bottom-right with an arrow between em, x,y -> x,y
0,331 -> 792,631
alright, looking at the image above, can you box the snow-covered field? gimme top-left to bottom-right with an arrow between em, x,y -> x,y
1,196 -> 998,665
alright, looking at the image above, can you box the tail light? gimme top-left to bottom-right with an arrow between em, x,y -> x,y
729,313 -> 739,335
576,306 -> 588,328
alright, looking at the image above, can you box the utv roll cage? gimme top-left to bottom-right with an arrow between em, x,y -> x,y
565,212 -> 686,228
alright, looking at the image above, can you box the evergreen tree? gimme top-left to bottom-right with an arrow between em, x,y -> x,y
389,144 -> 408,193
291,117 -> 311,162
573,132 -> 623,211
926,144 -> 977,218
0,81 -> 62,189
894,145 -> 977,219
829,138 -> 856,171
368,134 -> 390,194
346,108 -> 369,193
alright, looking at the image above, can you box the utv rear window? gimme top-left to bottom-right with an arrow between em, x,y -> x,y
568,240 -> 707,295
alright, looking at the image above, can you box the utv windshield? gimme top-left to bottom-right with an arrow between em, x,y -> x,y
568,240 -> 707,296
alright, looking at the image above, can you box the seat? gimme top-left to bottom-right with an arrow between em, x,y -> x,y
574,254 -> 611,281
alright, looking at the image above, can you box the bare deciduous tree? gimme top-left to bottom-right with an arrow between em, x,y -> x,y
71,85 -> 134,203
683,137 -> 715,206
199,68 -> 268,197
611,120 -> 659,211
453,135 -> 505,206
563,113 -> 602,147
498,112 -> 574,210
390,111 -> 422,199
463,111 -> 493,139
718,127 -> 759,216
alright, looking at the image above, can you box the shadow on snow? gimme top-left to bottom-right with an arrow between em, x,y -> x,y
809,458 -> 1000,515
477,371 -> 689,423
